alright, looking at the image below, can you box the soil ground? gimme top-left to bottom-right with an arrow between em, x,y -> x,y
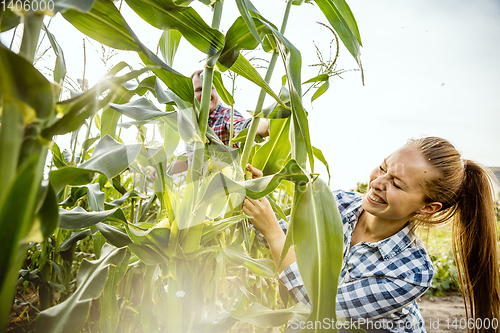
418,292 -> 467,333
9,287 -> 469,333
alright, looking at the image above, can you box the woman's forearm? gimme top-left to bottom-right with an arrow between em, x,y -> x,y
265,228 -> 297,274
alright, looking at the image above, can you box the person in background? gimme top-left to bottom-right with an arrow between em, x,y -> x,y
169,70 -> 270,174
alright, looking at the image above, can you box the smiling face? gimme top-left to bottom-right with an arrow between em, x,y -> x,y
362,145 -> 441,225
192,74 -> 219,113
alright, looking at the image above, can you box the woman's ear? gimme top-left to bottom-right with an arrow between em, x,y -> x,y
419,202 -> 443,215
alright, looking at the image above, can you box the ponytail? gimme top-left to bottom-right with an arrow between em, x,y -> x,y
407,137 -> 500,332
453,160 -> 500,330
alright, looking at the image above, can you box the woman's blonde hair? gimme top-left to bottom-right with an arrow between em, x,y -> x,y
408,137 -> 500,332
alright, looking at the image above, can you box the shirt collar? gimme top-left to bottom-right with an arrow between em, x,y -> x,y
348,196 -> 416,261
209,103 -> 224,119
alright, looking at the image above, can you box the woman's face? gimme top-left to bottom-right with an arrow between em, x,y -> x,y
362,145 -> 439,224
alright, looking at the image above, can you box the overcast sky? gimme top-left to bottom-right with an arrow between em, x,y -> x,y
2,0 -> 499,191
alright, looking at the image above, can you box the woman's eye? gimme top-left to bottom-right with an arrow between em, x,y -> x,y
379,166 -> 386,172
393,181 -> 401,189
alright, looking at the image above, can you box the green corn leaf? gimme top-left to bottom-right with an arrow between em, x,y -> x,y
53,0 -> 96,13
181,159 -> 308,229
125,0 -> 224,64
109,98 -> 175,121
232,302 -> 310,327
95,223 -> 132,248
60,230 -> 91,252
99,247 -> 131,333
313,0 -> 363,72
159,121 -> 180,161
313,146 -> 331,185
100,74 -> 158,138
311,80 -> 330,102
105,190 -> 149,208
0,103 -> 25,203
62,0 -> 139,51
291,178 -> 344,331
34,244 -> 129,333
37,183 -> 60,239
225,245 -> 275,278
0,43 -> 55,120
159,29 -> 182,66
63,0 -> 193,102
43,66 -> 154,138
254,86 -> 291,119
252,118 -> 291,176
0,157 -> 38,300
43,25 -> 67,86
0,7 -> 20,32
86,183 -> 104,212
227,276 -> 258,302
128,243 -> 167,265
200,214 -> 248,245
49,167 -> 95,193
140,264 -> 161,333
125,224 -> 170,249
220,16 -> 314,170
79,135 -> 142,180
52,143 -> 67,169
212,70 -> 235,106
58,207 -> 120,229
303,73 -> 329,84
225,54 -> 287,109
235,0 -> 261,43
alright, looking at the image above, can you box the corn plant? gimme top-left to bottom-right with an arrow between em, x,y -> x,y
1,0 -> 363,332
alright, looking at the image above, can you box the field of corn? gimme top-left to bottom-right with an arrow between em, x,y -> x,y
4,1 -> 497,332
0,0 -> 367,332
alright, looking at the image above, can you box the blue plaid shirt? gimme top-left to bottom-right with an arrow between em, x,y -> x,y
274,190 -> 434,333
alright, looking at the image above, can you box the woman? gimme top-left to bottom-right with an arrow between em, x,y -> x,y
243,137 -> 500,333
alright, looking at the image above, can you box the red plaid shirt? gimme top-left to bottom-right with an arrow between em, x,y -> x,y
208,103 -> 249,148
184,104 -> 250,160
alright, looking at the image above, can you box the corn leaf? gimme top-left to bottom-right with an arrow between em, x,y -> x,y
63,0 -> 193,102
311,80 -> 330,102
0,8 -> 20,32
43,25 -> 67,86
313,146 -> 331,185
59,207 -> 119,229
232,302 -> 310,327
34,245 -> 130,333
109,98 -> 175,121
0,44 -> 54,120
0,157 -> 38,299
213,70 -> 235,106
79,135 -> 142,180
53,0 -> 96,13
291,178 -> 344,331
225,245 -> 275,278
49,167 -> 95,193
252,118 -> 291,176
95,222 -> 132,248
159,29 -> 182,66
235,0 -> 261,43
226,54 -> 287,109
313,0 -> 363,71
37,183 -> 60,239
126,0 -> 225,63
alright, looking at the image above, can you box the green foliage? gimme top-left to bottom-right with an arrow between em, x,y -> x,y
1,0 -> 366,332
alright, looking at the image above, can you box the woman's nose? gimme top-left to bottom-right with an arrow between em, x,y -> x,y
371,175 -> 388,191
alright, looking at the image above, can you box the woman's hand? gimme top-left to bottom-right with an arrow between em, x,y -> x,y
246,164 -> 263,179
243,197 -> 281,240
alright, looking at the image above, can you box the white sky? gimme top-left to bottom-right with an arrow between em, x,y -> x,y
2,0 -> 499,191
